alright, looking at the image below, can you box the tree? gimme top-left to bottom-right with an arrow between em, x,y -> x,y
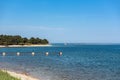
0,35 -> 49,45
41,39 -> 49,44
29,37 -> 37,44
23,37 -> 28,44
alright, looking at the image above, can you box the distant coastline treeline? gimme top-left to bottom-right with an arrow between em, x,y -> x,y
0,35 -> 49,45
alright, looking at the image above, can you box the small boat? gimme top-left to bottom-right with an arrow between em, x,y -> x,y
64,43 -> 67,45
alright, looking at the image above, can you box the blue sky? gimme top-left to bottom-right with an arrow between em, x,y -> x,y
0,0 -> 120,43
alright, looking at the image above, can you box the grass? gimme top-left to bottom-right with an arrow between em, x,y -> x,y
0,70 -> 20,80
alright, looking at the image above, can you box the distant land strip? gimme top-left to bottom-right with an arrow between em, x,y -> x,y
0,35 -> 49,46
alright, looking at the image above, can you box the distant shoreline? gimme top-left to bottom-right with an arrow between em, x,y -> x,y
0,44 -> 52,48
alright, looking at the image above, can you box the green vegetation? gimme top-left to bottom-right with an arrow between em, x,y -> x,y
0,35 -> 49,45
0,70 -> 20,80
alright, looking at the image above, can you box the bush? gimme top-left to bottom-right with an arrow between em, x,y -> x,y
0,70 -> 20,80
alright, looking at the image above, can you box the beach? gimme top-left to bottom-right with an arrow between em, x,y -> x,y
1,69 -> 39,80
0,44 -> 52,48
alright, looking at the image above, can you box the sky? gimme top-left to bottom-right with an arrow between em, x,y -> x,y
0,0 -> 120,43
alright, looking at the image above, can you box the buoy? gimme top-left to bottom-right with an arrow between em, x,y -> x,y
2,52 -> 6,56
59,52 -> 62,56
17,52 -> 20,56
45,52 -> 49,56
32,52 -> 35,56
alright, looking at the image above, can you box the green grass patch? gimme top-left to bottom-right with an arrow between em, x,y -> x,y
0,70 -> 20,80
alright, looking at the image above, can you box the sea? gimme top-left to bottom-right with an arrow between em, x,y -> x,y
0,43 -> 120,80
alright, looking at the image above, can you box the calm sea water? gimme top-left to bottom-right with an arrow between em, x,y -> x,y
0,44 -> 120,80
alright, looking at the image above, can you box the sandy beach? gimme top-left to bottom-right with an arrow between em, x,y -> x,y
2,70 -> 39,80
0,44 -> 52,48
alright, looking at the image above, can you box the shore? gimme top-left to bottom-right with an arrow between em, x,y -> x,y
0,44 -> 52,48
2,69 -> 39,80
